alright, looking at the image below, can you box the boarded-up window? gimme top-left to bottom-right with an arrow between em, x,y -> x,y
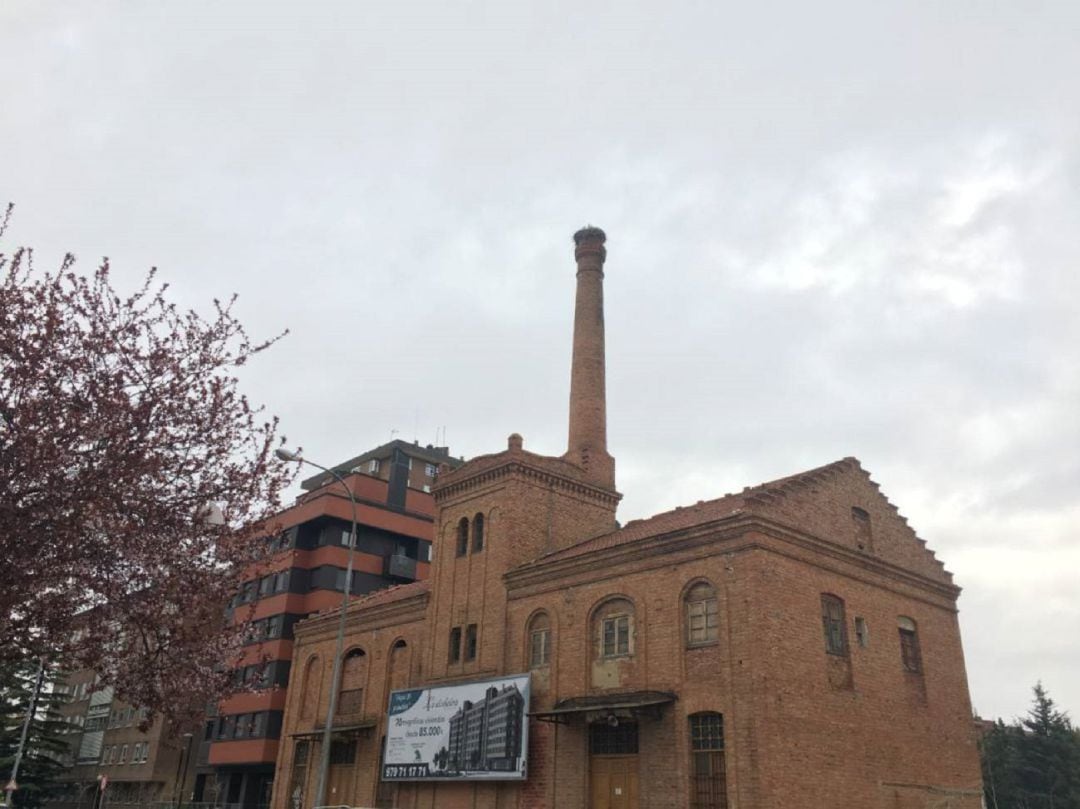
388,639 -> 409,691
689,713 -> 728,809
300,656 -> 321,720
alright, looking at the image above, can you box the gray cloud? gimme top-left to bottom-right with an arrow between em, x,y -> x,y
3,0 -> 1078,722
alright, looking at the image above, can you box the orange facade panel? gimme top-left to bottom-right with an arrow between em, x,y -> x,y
207,738 -> 279,766
218,689 -> 288,715
234,639 -> 293,667
265,494 -> 433,541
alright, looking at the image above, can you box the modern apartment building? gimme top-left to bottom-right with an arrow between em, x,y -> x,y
192,441 -> 460,809
53,676 -> 195,809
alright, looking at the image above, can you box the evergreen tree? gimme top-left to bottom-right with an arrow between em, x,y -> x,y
0,659 -> 69,809
982,683 -> 1080,809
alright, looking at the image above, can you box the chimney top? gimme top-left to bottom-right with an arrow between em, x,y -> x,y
573,226 -> 606,245
573,226 -> 606,265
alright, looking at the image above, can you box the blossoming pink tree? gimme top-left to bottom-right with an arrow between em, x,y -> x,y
0,206 -> 294,728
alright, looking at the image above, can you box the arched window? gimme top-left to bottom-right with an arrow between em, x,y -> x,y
820,594 -> 848,656
456,518 -> 469,557
388,639 -> 409,690
472,513 -> 485,553
338,648 -> 366,715
593,597 -> 634,659
527,612 -> 551,669
300,656 -> 321,720
685,581 -> 718,646
897,616 -> 922,673
688,712 -> 728,809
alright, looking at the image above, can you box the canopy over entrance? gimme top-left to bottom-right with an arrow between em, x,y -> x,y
528,690 -> 677,725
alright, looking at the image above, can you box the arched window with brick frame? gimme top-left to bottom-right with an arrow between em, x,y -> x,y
684,580 -> 719,647
592,597 -> 635,659
299,655 -> 321,720
388,639 -> 409,691
527,611 -> 551,669
337,648 -> 366,716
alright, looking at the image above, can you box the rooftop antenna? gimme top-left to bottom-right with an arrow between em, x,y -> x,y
390,428 -> 399,441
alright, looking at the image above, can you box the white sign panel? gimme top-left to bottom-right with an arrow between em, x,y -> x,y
384,673 -> 530,781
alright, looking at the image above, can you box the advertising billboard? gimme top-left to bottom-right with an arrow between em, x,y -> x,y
383,673 -> 530,781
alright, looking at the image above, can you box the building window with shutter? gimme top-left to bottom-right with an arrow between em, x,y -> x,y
689,712 -> 728,809
821,594 -> 848,656
898,616 -> 922,673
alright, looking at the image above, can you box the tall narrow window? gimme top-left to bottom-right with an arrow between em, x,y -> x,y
448,627 -> 462,664
689,713 -> 728,809
456,518 -> 469,557
338,648 -> 366,716
821,594 -> 848,656
685,581 -> 719,646
898,616 -> 922,673
854,617 -> 869,648
289,741 -> 310,808
528,612 -> 551,669
472,513 -> 485,553
852,507 -> 873,552
465,624 -> 478,661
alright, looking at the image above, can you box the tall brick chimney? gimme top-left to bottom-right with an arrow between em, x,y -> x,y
565,226 -> 616,489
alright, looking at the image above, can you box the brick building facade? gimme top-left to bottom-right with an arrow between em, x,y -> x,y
271,227 -> 984,809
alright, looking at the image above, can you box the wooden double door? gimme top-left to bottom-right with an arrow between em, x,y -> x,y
590,754 -> 640,809
589,721 -> 640,809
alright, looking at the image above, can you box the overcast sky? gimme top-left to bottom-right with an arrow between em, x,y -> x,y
3,0 -> 1078,722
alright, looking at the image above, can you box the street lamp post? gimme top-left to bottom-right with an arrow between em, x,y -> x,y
274,449 -> 358,809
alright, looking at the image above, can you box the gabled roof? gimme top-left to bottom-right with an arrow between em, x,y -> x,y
305,579 -> 431,623
521,457 -> 947,581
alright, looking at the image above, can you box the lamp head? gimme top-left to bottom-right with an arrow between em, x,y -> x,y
275,448 -> 302,462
